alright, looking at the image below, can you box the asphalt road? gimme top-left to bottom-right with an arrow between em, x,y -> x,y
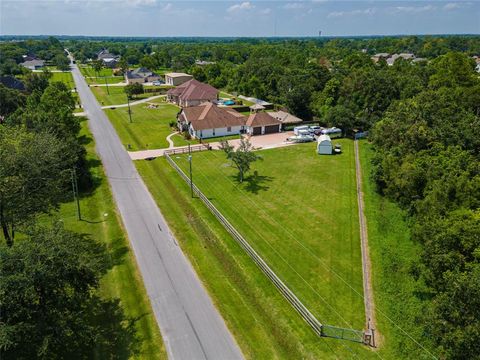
70,58 -> 243,360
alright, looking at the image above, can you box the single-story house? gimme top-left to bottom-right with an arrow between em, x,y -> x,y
164,72 -> 193,86
195,60 -> 216,66
167,79 -> 218,108
245,111 -> 282,136
317,135 -> 332,155
20,59 -> 45,70
97,49 -> 120,68
371,53 -> 390,63
269,110 -> 303,125
178,102 -> 246,139
125,67 -> 160,84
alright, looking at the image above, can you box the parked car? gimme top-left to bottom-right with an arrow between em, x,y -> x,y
294,125 -> 310,135
152,80 -> 163,86
309,125 -> 322,135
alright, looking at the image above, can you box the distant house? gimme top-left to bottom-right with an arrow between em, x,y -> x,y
0,76 -> 25,91
245,111 -> 282,136
387,53 -> 415,66
167,79 -> 218,107
20,59 -> 45,70
371,53 -> 390,63
97,49 -> 120,68
125,67 -> 160,84
269,110 -> 303,126
178,102 -> 246,139
195,60 -> 216,66
164,72 -> 193,86
317,135 -> 332,155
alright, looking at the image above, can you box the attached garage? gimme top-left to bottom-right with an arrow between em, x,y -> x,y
252,126 -> 262,135
246,111 -> 282,136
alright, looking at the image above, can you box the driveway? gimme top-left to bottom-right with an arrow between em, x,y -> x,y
129,131 -> 296,160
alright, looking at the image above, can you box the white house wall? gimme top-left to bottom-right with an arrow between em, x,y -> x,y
190,125 -> 244,139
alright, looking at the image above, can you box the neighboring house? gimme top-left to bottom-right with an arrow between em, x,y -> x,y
97,49 -> 120,68
167,79 -> 218,107
387,53 -> 415,66
245,111 -> 282,136
269,110 -> 303,126
371,53 -> 390,63
317,135 -> 332,155
195,60 -> 216,66
0,76 -> 25,91
178,102 -> 246,139
164,72 -> 193,86
125,67 -> 160,84
20,59 -> 45,70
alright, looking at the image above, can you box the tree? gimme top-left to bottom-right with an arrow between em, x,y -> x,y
92,59 -> 103,79
53,53 -> 70,71
0,127 -> 74,246
24,72 -> 51,94
124,83 -> 144,99
0,225 -> 136,359
0,84 -> 26,117
220,138 -> 261,182
117,57 -> 129,75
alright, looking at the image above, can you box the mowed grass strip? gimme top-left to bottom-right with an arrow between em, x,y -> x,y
173,141 -> 365,330
80,65 -> 114,78
42,120 -> 165,359
105,102 -> 179,150
358,141 -> 433,358
136,156 -> 373,359
86,76 -> 126,85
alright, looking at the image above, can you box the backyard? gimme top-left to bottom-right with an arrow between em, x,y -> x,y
40,120 -> 165,359
49,71 -> 75,89
104,102 -> 180,150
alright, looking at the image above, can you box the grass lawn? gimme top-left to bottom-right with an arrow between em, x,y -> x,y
136,151 -> 373,359
358,141 -> 435,359
86,76 -> 126,85
49,71 -> 75,89
170,133 -> 191,147
40,119 -> 165,359
80,66 -> 114,78
171,141 -> 365,331
90,86 -> 155,106
105,102 -> 179,150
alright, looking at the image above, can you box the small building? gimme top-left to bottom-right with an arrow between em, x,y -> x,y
178,102 -> 246,139
317,135 -> 332,155
20,59 -> 45,70
125,67 -> 161,84
195,60 -> 216,66
167,79 -> 218,108
249,103 -> 265,113
164,72 -> 193,86
245,111 -> 282,136
371,53 -> 390,63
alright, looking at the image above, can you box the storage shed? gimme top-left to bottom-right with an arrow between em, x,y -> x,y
317,135 -> 332,155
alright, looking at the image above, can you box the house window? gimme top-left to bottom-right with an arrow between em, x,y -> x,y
227,126 -> 232,132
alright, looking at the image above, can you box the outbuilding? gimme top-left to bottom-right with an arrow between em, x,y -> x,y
317,135 -> 332,155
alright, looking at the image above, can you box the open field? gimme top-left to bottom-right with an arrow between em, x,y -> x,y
80,65 -> 114,78
49,71 -> 75,89
136,150 -> 373,359
90,85 -> 156,106
86,76 -> 126,85
39,119 -> 165,359
105,102 -> 179,150
172,141 -> 365,330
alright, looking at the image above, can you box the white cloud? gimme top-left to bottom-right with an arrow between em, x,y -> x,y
227,1 -> 254,13
443,2 -> 461,11
328,8 -> 376,18
283,2 -> 304,10
393,5 -> 436,13
125,0 -> 157,7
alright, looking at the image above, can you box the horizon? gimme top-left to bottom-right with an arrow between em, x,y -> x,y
1,1 -> 479,37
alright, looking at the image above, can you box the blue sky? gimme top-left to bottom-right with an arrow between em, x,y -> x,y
1,1 -> 479,37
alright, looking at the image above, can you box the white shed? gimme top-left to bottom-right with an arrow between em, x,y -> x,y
317,135 -> 332,155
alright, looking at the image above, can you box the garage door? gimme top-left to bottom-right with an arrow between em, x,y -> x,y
253,127 -> 262,135
264,125 -> 279,134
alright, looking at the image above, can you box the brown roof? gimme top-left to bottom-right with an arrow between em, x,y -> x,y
183,103 -> 246,131
246,112 -> 282,127
167,79 -> 218,101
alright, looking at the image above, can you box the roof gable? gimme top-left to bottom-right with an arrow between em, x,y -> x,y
246,112 -> 282,127
184,103 -> 246,130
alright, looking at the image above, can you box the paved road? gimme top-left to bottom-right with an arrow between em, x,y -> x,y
69,57 -> 243,360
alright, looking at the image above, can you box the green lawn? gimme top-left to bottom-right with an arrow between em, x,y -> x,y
105,102 -> 179,150
136,150 -> 373,359
80,65 -> 114,78
40,119 -> 165,359
170,133 -> 191,147
358,141 -> 435,359
172,141 -> 365,331
49,71 -> 75,89
90,86 -> 152,106
86,76 -> 126,85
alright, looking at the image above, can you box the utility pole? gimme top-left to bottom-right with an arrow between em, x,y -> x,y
188,143 -> 193,198
127,95 -> 132,123
71,168 -> 81,220
104,74 -> 110,95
